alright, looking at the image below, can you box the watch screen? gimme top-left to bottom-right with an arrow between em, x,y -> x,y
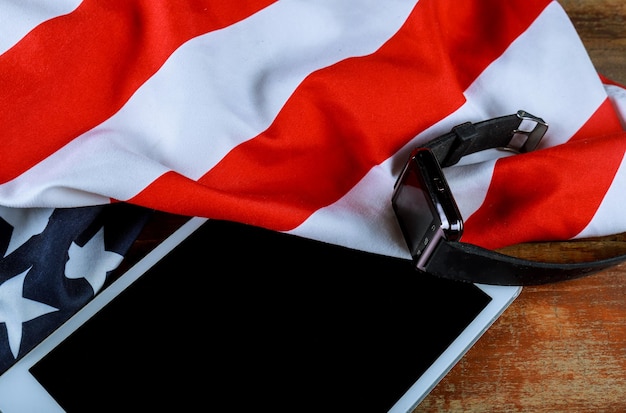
392,163 -> 439,258
392,149 -> 463,265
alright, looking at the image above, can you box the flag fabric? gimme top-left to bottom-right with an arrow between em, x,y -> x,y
0,203 -> 152,375
2,0 -> 626,258
1,0 -> 626,372
2,0 -> 626,256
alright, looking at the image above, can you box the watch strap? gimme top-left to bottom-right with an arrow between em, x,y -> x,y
424,240 -> 626,285
425,110 -> 547,167
415,110 -> 626,285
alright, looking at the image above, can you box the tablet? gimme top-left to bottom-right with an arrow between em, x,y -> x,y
0,217 -> 520,412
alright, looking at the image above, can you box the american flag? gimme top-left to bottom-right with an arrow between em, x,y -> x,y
1,0 -> 625,373
0,203 -> 151,375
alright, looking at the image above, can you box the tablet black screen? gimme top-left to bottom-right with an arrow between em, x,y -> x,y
31,219 -> 490,412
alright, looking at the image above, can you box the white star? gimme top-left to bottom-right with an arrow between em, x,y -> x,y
0,268 -> 58,358
64,227 -> 123,294
0,207 -> 54,257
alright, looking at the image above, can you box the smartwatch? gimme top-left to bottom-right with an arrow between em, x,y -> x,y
392,110 -> 626,285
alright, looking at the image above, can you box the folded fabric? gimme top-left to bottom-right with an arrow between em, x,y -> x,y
1,0 -> 624,257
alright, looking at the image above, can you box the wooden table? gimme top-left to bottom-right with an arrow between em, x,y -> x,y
123,2 -> 626,411
417,1 -> 626,411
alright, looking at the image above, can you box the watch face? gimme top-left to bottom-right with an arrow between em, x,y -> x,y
392,148 -> 463,269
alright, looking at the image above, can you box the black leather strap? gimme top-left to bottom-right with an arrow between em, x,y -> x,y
425,114 -> 518,166
425,240 -> 626,285
422,111 -> 626,285
425,110 -> 547,166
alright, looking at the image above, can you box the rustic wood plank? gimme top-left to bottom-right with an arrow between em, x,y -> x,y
417,266 -> 626,412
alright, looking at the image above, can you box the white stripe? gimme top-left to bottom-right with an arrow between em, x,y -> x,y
0,0 -> 417,207
0,0 -> 82,55
290,162 -> 412,259
576,152 -> 626,239
291,1 -> 610,255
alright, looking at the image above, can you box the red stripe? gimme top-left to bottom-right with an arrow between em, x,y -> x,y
0,0 -> 275,184
570,98 -> 625,141
464,99 -> 626,249
131,0 -> 551,230
600,73 -> 626,88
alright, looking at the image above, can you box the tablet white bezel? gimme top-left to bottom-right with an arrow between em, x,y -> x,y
0,217 -> 521,412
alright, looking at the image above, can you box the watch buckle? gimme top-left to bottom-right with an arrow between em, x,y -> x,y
504,110 -> 548,154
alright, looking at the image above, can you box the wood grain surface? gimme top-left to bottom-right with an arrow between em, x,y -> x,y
416,1 -> 626,411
